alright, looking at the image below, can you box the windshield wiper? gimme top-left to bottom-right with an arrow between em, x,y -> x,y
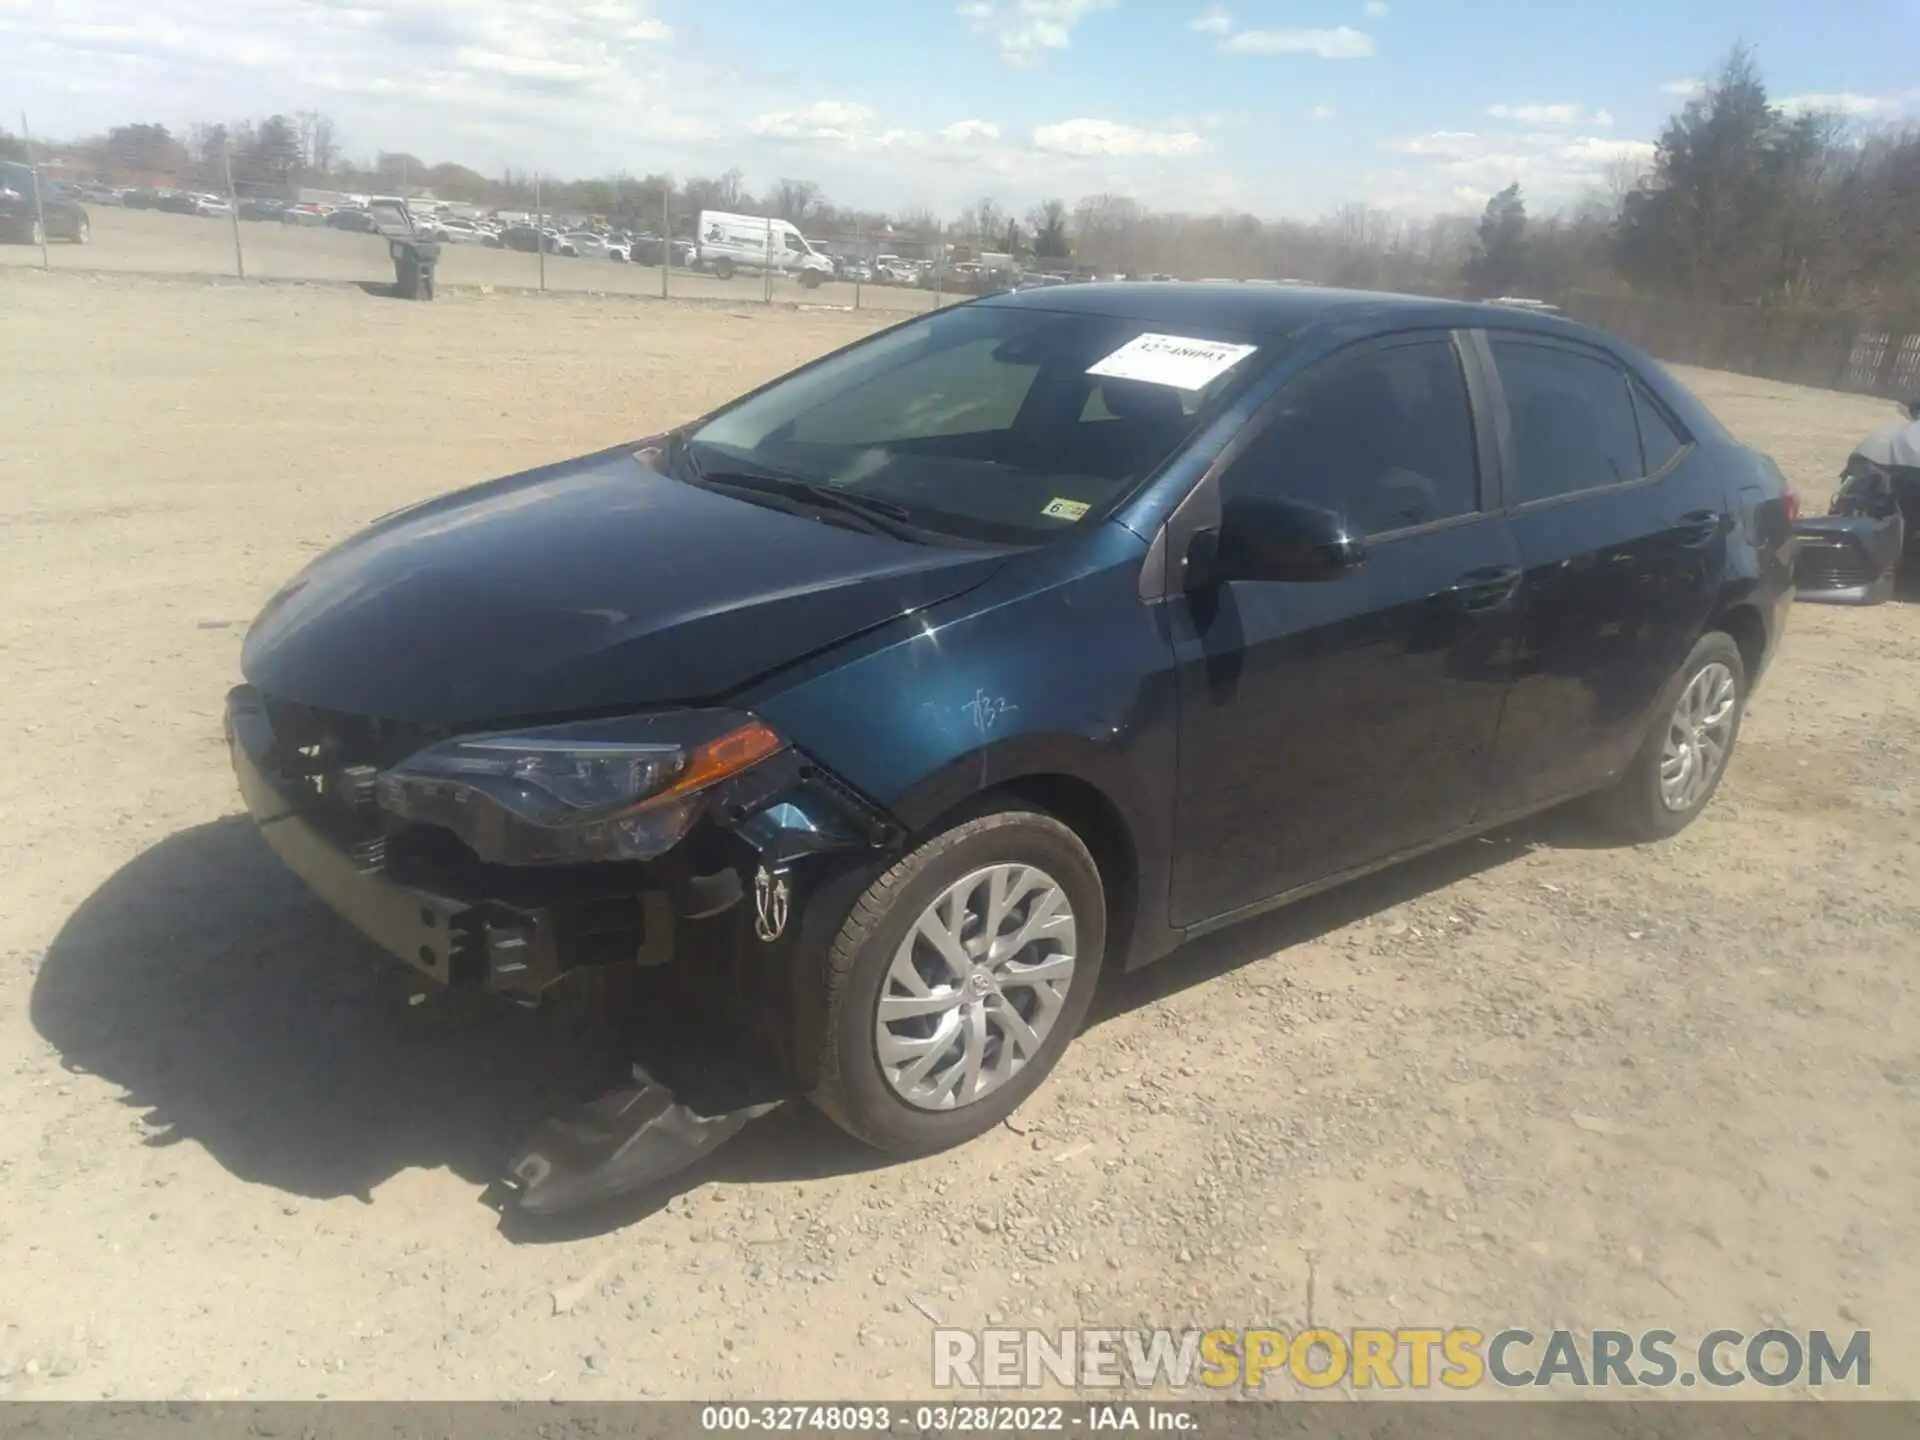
672,444 -> 929,543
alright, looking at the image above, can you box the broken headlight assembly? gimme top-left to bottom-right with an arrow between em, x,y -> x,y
376,711 -> 785,865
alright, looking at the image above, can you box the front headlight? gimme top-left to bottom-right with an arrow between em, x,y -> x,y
376,711 -> 784,865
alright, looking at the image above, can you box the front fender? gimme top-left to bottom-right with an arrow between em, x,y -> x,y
745,526 -> 1182,969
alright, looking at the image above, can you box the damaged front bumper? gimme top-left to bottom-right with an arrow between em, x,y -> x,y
224,684 -> 898,1212
1792,513 -> 1904,605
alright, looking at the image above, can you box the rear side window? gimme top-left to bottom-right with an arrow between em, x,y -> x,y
1488,339 -> 1644,502
1224,338 -> 1481,535
1631,381 -> 1690,474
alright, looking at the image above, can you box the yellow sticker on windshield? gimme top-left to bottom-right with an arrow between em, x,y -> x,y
1042,498 -> 1090,521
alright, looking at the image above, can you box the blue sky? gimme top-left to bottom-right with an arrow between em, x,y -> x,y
2,0 -> 1915,218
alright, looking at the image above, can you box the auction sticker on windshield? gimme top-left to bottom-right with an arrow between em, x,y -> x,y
1088,333 -> 1259,391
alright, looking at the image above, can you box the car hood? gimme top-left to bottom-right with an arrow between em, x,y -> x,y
241,444 -> 1009,729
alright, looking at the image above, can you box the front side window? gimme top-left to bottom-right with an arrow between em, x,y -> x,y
1221,338 -> 1482,535
785,232 -> 809,255
1488,339 -> 1644,502
684,305 -> 1269,544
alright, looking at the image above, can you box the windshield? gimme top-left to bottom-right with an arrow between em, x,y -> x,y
683,304 -> 1266,545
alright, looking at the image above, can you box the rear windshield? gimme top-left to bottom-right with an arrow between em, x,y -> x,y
684,303 -> 1269,544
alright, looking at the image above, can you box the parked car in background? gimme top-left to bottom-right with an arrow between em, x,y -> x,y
0,163 -> 90,244
564,230 -> 626,261
238,198 -> 288,222
426,216 -> 483,243
1794,395 -> 1920,604
154,191 -> 230,218
325,208 -> 379,233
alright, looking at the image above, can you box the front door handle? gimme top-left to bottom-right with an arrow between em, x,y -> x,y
1447,565 -> 1521,611
1674,509 -> 1721,546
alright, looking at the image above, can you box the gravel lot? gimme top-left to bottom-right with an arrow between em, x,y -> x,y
0,204 -> 942,313
2,268 -> 1916,1402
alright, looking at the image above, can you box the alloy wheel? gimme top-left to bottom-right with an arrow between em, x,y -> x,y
874,863 -> 1078,1111
1659,661 -> 1737,811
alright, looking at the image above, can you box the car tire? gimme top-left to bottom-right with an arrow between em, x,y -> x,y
1590,631 -> 1747,843
808,806 -> 1106,1154
713,257 -> 734,281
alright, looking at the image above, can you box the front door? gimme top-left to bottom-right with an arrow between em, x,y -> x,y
1168,332 -> 1521,928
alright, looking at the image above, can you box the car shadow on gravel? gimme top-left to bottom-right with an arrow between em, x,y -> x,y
32,808 -> 1564,1238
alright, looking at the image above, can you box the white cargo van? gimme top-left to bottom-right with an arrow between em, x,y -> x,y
697,210 -> 834,288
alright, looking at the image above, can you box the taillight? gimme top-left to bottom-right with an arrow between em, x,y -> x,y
1782,486 -> 1801,523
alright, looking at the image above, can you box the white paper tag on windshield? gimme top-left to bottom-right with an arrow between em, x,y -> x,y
1087,333 -> 1258,391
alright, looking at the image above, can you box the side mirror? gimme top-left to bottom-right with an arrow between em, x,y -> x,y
1186,493 -> 1367,589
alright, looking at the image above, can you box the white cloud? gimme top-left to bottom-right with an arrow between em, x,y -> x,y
1779,91 -> 1913,119
937,119 -> 1004,144
1486,102 -> 1613,127
1191,7 -> 1233,34
958,0 -> 1112,68
1660,77 -> 1706,98
1031,118 -> 1206,158
1363,1 -> 1389,16
1224,26 -> 1374,58
1377,127 -> 1657,208
748,102 -> 883,143
0,0 -> 1254,214
1308,103 -> 1338,122
0,0 -> 689,153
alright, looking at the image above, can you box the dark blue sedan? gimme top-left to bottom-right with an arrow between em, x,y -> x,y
227,283 -> 1799,1210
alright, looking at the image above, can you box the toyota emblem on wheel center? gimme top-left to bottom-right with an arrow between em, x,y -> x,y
753,865 -> 791,943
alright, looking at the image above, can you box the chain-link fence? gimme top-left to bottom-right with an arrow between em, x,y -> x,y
1554,293 -> 1920,401
0,142 -> 989,316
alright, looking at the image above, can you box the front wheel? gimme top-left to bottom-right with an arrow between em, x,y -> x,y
1591,631 -> 1746,842
809,808 -> 1106,1153
799,268 -> 823,290
712,257 -> 734,280
71,215 -> 90,244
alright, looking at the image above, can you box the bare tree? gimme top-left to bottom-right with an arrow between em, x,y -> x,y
768,178 -> 822,226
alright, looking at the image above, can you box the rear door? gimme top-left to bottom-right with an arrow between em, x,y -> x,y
1167,331 -> 1521,926
1472,330 -> 1724,815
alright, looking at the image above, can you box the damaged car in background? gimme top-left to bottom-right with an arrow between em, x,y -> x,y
228,283 -> 1798,1215
1793,394 -> 1920,604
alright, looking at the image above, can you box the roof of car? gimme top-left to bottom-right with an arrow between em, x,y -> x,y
977,280 -> 1585,342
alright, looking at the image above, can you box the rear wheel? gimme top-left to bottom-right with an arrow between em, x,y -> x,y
1591,631 -> 1746,841
713,257 -> 734,281
809,807 -> 1106,1153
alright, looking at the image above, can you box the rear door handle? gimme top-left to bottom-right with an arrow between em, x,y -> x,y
1447,565 -> 1521,611
1674,509 -> 1721,546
